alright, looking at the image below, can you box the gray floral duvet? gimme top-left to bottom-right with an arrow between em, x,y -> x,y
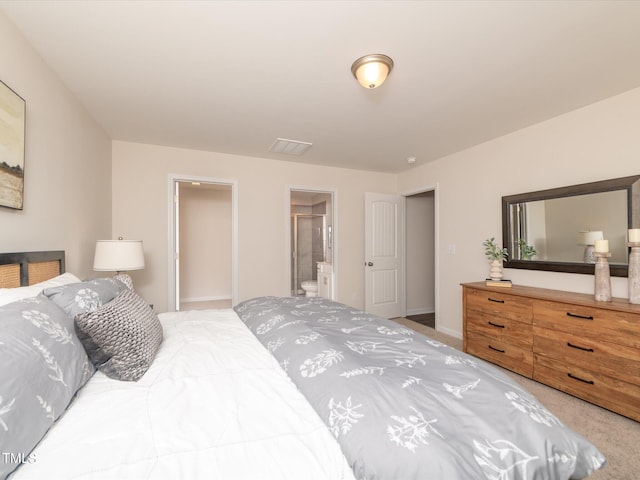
234,296 -> 606,480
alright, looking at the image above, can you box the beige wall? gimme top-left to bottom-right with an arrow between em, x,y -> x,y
112,141 -> 396,312
398,86 -> 640,337
0,11 -> 111,276
115,86 -> 640,333
6,5 -> 639,338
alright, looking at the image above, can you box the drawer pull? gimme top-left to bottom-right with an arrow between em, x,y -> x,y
566,312 -> 594,320
567,373 -> 594,385
567,342 -> 594,352
487,297 -> 505,304
488,345 -> 505,353
488,321 -> 505,328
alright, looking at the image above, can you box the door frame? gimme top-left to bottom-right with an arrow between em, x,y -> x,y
168,174 -> 238,311
286,185 -> 338,299
402,183 -> 439,329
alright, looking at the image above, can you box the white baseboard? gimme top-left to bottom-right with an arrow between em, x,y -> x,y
180,295 -> 231,304
437,325 -> 463,340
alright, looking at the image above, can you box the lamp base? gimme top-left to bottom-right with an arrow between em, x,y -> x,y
583,245 -> 596,263
114,272 -> 133,290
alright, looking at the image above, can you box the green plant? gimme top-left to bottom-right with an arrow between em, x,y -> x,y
483,237 -> 508,261
518,238 -> 537,260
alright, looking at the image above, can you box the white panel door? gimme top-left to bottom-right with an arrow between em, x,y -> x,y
365,193 -> 405,318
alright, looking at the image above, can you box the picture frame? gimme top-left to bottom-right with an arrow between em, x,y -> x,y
0,80 -> 26,210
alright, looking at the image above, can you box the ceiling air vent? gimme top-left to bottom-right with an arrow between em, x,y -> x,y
269,138 -> 312,156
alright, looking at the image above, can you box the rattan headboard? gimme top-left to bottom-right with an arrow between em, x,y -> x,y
0,251 -> 65,288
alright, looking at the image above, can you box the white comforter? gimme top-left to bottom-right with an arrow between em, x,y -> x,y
12,309 -> 355,480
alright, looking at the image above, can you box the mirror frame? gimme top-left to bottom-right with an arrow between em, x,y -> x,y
502,175 -> 640,277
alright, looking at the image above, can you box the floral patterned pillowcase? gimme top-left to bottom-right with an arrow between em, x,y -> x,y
43,278 -> 127,319
0,295 -> 95,480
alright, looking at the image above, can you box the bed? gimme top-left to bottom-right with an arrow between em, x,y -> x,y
233,296 -> 606,480
0,251 -> 353,480
1,251 -> 606,479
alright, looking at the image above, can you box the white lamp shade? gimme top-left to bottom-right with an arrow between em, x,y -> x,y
93,240 -> 145,271
577,230 -> 603,245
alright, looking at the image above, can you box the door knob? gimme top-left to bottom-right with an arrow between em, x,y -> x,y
367,262 -> 374,266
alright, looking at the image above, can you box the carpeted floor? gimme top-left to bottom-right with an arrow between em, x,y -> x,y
393,317 -> 640,480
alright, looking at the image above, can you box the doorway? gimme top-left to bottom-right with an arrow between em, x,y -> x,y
168,175 -> 238,312
363,186 -> 437,328
405,190 -> 436,328
288,188 -> 336,299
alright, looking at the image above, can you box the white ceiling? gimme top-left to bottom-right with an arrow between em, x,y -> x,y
3,0 -> 640,173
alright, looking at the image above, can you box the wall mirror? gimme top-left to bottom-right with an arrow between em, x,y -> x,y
502,175 -> 640,277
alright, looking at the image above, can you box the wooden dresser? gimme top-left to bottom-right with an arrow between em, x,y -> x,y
462,282 -> 640,422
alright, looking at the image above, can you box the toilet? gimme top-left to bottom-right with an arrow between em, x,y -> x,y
300,280 -> 318,297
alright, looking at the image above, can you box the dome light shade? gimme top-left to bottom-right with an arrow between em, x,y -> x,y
351,54 -> 394,89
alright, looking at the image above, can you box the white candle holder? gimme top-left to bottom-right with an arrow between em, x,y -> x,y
627,242 -> 640,304
594,251 -> 612,302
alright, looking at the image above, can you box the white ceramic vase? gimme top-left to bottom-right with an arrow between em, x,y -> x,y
489,259 -> 503,281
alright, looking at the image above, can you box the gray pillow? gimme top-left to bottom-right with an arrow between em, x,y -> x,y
43,277 -> 126,319
74,289 -> 163,382
0,295 -> 94,480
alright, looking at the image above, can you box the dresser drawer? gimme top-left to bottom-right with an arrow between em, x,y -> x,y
533,300 -> 640,349
463,282 -> 640,421
533,326 -> 640,386
466,312 -> 532,349
534,354 -> 640,422
465,288 -> 533,324
466,333 -> 533,377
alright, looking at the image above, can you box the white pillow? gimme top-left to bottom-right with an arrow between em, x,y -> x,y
34,272 -> 82,289
0,272 -> 81,307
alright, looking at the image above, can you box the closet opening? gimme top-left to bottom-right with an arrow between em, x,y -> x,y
405,188 -> 436,329
168,175 -> 238,311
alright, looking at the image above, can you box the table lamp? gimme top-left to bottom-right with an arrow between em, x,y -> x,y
93,238 -> 144,289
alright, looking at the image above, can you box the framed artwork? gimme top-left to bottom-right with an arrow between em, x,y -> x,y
0,80 -> 26,210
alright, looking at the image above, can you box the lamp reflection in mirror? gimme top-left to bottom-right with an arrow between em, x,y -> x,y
93,238 -> 144,289
578,230 -> 603,263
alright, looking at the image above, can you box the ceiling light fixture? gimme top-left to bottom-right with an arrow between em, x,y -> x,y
351,54 -> 394,89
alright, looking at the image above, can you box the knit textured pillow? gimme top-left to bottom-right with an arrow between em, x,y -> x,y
74,289 -> 163,381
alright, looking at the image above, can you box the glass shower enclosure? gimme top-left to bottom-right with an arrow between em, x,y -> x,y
291,213 -> 326,296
